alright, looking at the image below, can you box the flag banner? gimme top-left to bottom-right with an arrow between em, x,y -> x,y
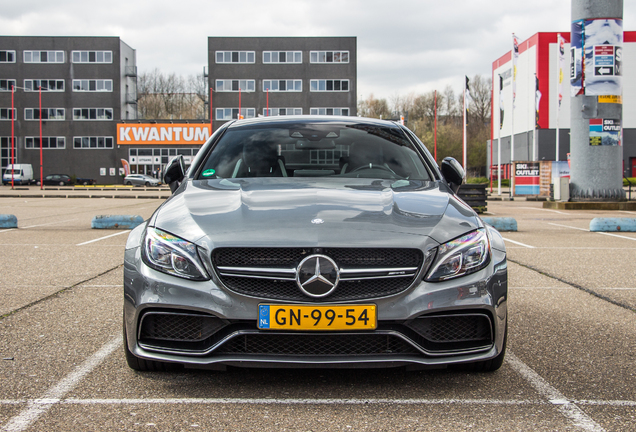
512,34 -> 519,108
557,33 -> 565,108
499,75 -> 504,129
535,76 -> 541,129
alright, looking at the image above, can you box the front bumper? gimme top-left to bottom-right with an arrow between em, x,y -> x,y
123,245 -> 507,369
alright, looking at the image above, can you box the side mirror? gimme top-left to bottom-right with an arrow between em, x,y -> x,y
440,157 -> 465,193
164,155 -> 186,193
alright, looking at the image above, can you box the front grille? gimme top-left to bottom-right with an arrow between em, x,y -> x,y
139,312 -> 226,345
406,314 -> 492,351
213,247 -> 423,302
216,333 -> 420,356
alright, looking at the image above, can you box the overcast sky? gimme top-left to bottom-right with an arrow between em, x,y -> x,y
3,0 -> 634,101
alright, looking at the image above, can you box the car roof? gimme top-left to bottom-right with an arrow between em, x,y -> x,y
226,115 -> 401,130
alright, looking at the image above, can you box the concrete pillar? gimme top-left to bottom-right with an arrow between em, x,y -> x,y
570,0 -> 624,201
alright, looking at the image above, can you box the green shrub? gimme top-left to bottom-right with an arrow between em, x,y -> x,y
624,177 -> 636,186
466,177 -> 488,184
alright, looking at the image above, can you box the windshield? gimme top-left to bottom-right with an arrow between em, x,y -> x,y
197,122 -> 431,181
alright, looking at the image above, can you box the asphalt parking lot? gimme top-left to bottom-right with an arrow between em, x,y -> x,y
1,190 -> 635,431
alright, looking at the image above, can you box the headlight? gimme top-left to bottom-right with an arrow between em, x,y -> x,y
425,229 -> 490,282
141,227 -> 209,280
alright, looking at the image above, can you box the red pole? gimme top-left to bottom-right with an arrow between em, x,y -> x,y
266,88 -> 269,116
434,90 -> 437,163
39,86 -> 43,190
10,85 -> 15,189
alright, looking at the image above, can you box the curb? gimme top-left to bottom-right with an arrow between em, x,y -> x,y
91,215 -> 144,229
589,217 -> 636,232
0,214 -> 18,228
481,217 -> 518,232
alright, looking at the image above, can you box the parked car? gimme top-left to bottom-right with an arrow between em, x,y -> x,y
2,164 -> 34,185
123,116 -> 508,372
40,174 -> 73,186
124,174 -> 161,187
75,177 -> 96,185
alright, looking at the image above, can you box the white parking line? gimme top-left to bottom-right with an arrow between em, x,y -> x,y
501,237 -> 535,248
22,219 -> 82,229
1,336 -> 121,432
549,222 -> 636,241
76,231 -> 129,246
0,229 -> 15,234
61,397 -> 541,406
507,352 -> 604,432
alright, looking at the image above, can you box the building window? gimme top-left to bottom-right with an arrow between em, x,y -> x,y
73,136 -> 114,149
0,51 -> 16,63
1,137 -> 17,169
72,79 -> 113,92
263,108 -> 302,116
71,51 -> 113,63
24,80 -> 65,92
215,79 -> 255,92
73,108 -> 113,120
262,80 -> 302,92
263,51 -> 302,64
216,108 -> 256,120
0,108 -> 16,120
310,108 -> 350,116
215,51 -> 255,63
310,79 -> 349,92
0,80 -> 16,92
24,50 -> 65,63
25,137 -> 66,149
25,108 -> 65,121
310,51 -> 350,63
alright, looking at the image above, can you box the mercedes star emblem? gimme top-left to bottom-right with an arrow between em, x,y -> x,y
296,254 -> 339,298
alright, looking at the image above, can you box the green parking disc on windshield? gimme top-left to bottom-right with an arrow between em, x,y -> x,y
202,169 -> 216,177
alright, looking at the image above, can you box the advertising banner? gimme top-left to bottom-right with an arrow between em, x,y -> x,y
570,18 -> 623,97
570,20 -> 584,96
589,119 -> 621,146
514,162 -> 540,195
117,124 -> 211,145
584,19 -> 622,96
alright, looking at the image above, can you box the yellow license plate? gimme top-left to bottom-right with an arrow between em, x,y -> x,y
258,304 -> 377,330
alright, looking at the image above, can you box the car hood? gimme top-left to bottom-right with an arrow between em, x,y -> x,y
150,178 -> 481,249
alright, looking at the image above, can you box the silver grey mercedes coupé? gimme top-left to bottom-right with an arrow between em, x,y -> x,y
123,116 -> 507,372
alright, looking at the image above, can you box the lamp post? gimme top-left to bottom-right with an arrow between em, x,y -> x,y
39,86 -> 43,190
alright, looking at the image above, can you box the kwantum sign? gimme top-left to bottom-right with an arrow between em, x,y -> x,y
117,124 -> 211,145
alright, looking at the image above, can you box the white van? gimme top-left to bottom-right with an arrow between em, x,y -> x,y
2,164 -> 34,185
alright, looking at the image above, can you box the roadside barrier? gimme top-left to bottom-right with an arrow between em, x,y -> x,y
481,217 -> 518,232
91,215 -> 144,229
589,217 -> 636,232
0,214 -> 18,228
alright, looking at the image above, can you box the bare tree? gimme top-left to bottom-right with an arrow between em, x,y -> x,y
137,69 -> 206,120
357,94 -> 392,119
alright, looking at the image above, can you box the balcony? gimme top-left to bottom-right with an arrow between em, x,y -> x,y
125,66 -> 137,77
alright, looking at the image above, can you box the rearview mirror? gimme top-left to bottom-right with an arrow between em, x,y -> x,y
164,155 -> 186,193
440,157 -> 465,193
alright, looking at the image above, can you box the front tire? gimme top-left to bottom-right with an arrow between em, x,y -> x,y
123,319 -> 180,372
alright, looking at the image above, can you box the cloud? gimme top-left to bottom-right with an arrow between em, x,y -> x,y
1,0 -> 633,99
